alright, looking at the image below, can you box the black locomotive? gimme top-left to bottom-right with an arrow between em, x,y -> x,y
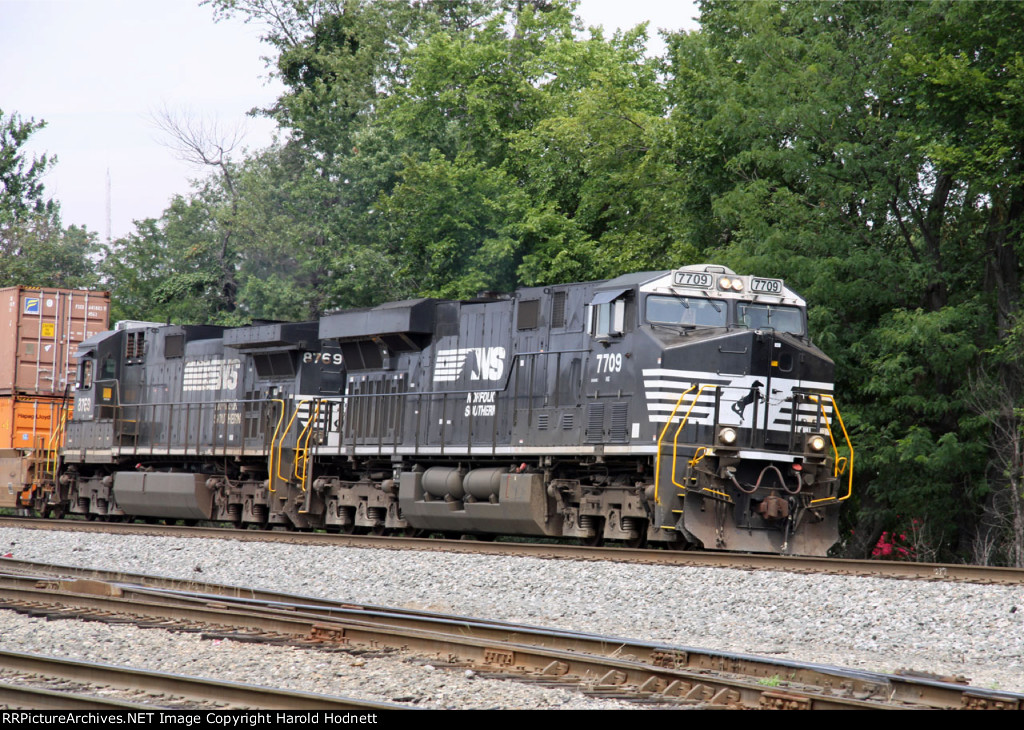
34,264 -> 852,555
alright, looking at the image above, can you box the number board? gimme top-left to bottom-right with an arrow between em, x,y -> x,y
672,271 -> 713,289
750,277 -> 784,295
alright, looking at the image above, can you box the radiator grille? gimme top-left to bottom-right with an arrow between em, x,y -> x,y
586,403 -> 604,443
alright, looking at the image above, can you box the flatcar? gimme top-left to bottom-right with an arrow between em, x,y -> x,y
29,264 -> 852,555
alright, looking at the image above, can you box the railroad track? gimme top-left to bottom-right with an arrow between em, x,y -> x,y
1,516 -> 1022,585
0,650 -> 402,710
1,559 -> 1020,710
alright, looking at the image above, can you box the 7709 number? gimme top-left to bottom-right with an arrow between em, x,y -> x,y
595,353 -> 623,373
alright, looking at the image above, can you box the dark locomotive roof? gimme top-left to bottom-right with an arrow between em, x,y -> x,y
319,298 -> 436,343
224,321 -> 320,351
74,329 -> 115,357
592,270 -> 667,293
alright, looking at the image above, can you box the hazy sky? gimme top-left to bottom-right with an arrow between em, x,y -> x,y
2,0 -> 698,241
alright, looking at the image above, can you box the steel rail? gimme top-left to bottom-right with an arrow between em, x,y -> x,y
0,680 -> 159,710
2,516 -> 1023,585
0,583 -> 881,710
1,563 -> 1021,710
0,649 -> 407,710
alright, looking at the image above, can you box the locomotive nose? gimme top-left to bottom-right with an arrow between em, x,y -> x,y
658,329 -> 768,376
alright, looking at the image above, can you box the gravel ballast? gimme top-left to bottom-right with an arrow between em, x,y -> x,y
1,527 -> 1022,706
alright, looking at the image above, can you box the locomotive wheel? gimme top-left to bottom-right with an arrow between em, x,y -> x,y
625,533 -> 648,549
582,533 -> 604,547
463,533 -> 495,542
369,524 -> 387,536
85,513 -> 97,521
581,517 -> 605,547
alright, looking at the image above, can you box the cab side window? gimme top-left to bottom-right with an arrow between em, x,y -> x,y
78,360 -> 93,389
588,290 -> 632,338
101,355 -> 116,379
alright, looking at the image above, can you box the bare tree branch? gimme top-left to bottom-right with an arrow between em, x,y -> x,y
152,106 -> 246,196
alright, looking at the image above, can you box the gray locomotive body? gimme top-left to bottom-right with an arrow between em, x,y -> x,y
43,264 -> 851,555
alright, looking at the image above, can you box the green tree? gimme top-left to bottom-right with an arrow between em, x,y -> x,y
0,110 -> 54,219
0,109 -> 101,289
898,1 -> 1024,562
205,0 -> 491,161
369,2 -> 678,291
663,1 -> 1024,559
198,1 -> 505,310
104,191 -> 240,325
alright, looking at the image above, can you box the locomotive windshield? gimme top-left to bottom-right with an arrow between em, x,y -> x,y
737,302 -> 805,335
646,295 -> 727,328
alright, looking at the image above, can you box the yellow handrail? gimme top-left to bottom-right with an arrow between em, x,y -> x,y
653,386 -> 853,509
292,399 -> 322,490
808,394 -> 854,504
654,384 -> 736,506
654,385 -> 695,505
674,386 -> 734,502
671,385 -> 724,495
273,399 -> 310,488
44,405 -> 69,480
266,399 -> 286,493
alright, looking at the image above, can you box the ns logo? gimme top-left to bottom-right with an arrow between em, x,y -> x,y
433,347 -> 506,383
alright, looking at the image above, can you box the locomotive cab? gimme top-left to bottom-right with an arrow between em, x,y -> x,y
638,265 -> 851,554
71,328 -> 127,423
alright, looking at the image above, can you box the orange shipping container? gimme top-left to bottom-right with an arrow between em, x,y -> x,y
0,286 -> 110,396
0,396 -> 70,451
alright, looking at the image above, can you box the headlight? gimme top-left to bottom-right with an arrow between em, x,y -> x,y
808,435 -> 826,452
719,427 -> 738,445
718,276 -> 744,292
